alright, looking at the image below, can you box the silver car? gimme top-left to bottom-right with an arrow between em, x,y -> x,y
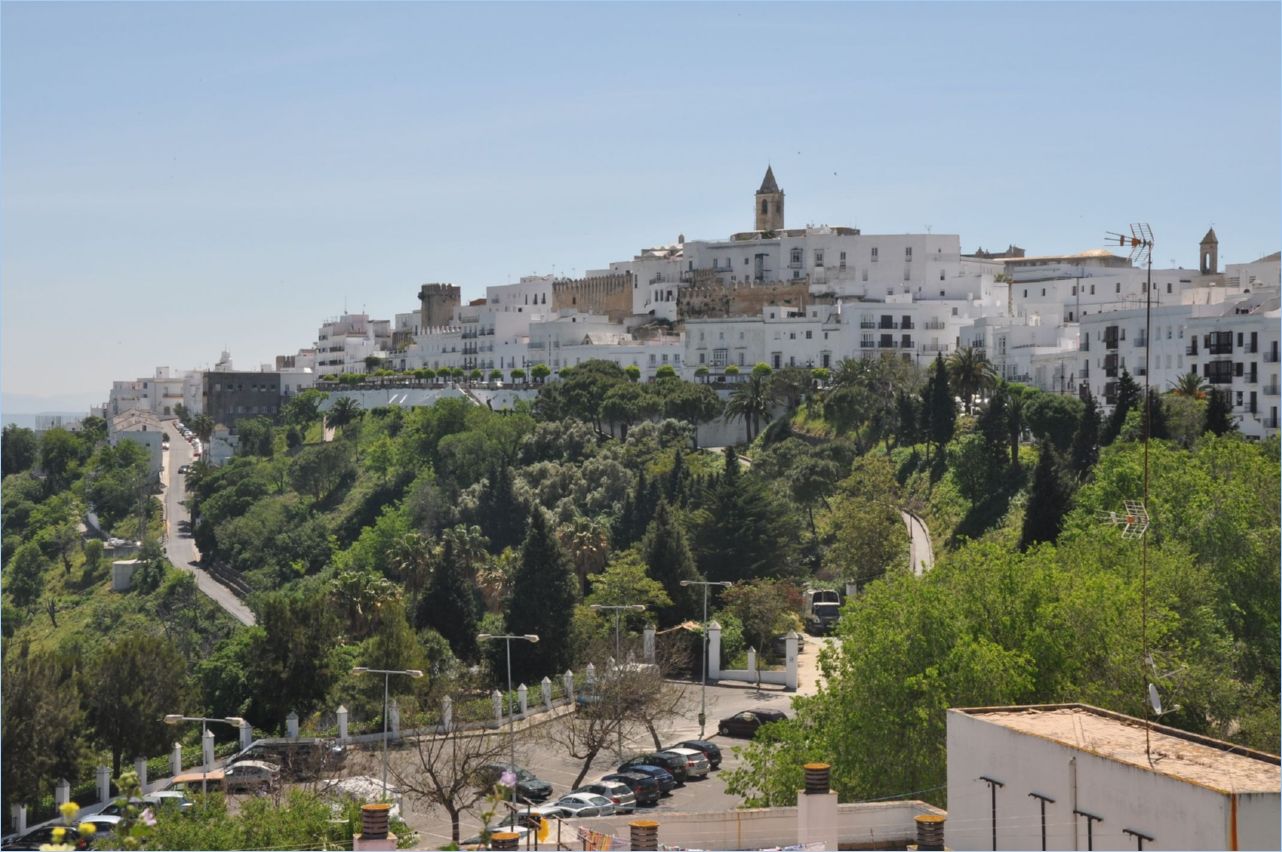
553,793 -> 615,817
659,747 -> 710,779
572,780 -> 636,813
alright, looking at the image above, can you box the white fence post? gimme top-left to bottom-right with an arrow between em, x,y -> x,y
337,706 -> 349,744
239,720 -> 253,750
134,757 -> 147,791
785,630 -> 799,691
171,742 -> 182,777
563,669 -> 574,702
96,765 -> 111,804
492,690 -> 503,725
585,662 -> 596,689
541,677 -> 552,710
389,700 -> 400,739
643,625 -> 656,663
54,779 -> 70,807
202,728 -> 215,768
10,805 -> 26,835
286,710 -> 300,738
442,696 -> 453,733
746,647 -> 757,675
517,684 -> 528,716
707,620 -> 722,680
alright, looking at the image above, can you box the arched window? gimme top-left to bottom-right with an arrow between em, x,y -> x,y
761,200 -> 769,215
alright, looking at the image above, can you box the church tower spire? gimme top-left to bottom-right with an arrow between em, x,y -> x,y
755,166 -> 784,232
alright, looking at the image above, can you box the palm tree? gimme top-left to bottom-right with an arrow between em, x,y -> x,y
556,516 -> 611,596
1170,370 -> 1209,400
189,414 -> 215,443
326,396 -> 362,434
946,346 -> 996,414
726,373 -> 772,443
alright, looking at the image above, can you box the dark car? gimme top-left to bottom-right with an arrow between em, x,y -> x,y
620,752 -> 687,784
673,739 -> 722,769
612,764 -> 675,796
600,772 -> 661,806
227,737 -> 345,781
717,708 -> 789,738
476,764 -> 553,803
1,825 -> 82,851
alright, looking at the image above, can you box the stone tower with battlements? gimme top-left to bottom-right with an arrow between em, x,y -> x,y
1199,228 -> 1219,275
418,283 -> 462,330
755,166 -> 785,232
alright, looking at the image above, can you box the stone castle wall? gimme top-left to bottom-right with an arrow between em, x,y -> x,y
552,272 -> 634,323
678,279 -> 816,319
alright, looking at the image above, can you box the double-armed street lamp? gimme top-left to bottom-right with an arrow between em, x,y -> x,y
589,604 -> 646,757
162,714 -> 247,802
679,579 -> 733,738
477,633 -> 539,809
351,667 -> 424,800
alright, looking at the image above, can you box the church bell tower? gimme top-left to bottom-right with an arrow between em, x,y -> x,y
755,166 -> 784,232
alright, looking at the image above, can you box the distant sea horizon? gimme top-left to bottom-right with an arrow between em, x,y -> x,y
3,411 -> 89,429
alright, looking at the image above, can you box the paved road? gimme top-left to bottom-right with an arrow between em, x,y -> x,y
901,510 -> 934,577
161,422 -> 255,626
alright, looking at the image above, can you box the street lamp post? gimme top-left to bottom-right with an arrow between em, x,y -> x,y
351,667 -> 424,800
162,715 -> 247,803
680,580 -> 732,738
589,604 -> 647,757
477,633 -> 539,810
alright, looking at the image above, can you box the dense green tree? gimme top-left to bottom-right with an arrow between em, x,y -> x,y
659,381 -> 723,447
473,461 -> 528,553
4,541 -> 49,609
289,440 -> 355,502
691,449 -> 801,583
586,548 -> 672,617
235,417 -> 275,457
721,579 -> 802,659
600,383 -> 650,440
419,536 -> 481,661
1203,388 -> 1235,436
1070,393 -> 1100,476
977,385 -> 1011,470
1023,391 -> 1083,452
894,390 -> 921,446
640,500 -> 701,626
190,414 -> 215,443
2,645 -> 87,813
726,373 -> 773,443
1143,389 -> 1169,440
1103,369 -> 1140,444
38,427 -> 84,493
88,629 -> 189,776
2,424 -> 38,477
244,589 -> 343,728
923,355 -> 956,459
281,388 -> 326,427
821,454 -> 907,587
1019,439 -> 1072,550
326,397 -> 363,434
502,509 -> 578,680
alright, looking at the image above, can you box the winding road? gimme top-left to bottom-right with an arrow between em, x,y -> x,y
900,510 -> 934,577
161,422 -> 255,626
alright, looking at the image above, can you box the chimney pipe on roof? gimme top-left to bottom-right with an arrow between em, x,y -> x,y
914,814 -> 946,851
630,819 -> 659,851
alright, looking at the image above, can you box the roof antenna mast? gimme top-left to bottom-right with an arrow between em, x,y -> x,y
1104,223 -> 1156,764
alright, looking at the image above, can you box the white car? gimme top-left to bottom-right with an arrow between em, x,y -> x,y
553,793 -> 614,817
660,747 -> 711,779
224,759 -> 281,792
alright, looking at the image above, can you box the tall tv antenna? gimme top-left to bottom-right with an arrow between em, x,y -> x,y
1105,223 -> 1157,764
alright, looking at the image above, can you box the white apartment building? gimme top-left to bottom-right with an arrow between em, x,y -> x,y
947,704 -> 1280,851
311,313 -> 392,376
106,367 -> 199,418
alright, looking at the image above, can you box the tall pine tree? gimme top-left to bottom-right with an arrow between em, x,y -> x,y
924,354 -> 956,460
1204,388 -> 1235,436
417,537 -> 479,662
1103,369 -> 1140,445
641,499 -> 701,626
502,509 -> 578,680
1019,439 -> 1072,551
1070,392 -> 1100,476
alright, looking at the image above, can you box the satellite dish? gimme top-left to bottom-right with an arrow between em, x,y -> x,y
1148,683 -> 1163,715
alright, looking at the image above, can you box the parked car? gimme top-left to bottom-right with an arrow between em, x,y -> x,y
611,763 -> 674,796
96,792 -> 193,817
475,764 -> 553,803
672,739 -> 722,770
658,747 -> 710,779
621,752 -> 688,784
223,759 -> 281,792
1,825 -> 81,851
553,793 -> 614,817
571,780 -> 635,813
78,814 -> 122,844
600,772 -> 661,806
227,737 -> 345,781
717,708 -> 789,738
177,464 -> 190,475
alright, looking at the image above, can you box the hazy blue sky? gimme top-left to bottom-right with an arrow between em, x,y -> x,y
3,1 -> 1278,405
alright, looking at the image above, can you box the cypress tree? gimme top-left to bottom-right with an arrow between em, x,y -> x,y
666,448 -> 686,504
475,461 -> 527,553
417,537 -> 479,662
1144,389 -> 1169,440
978,384 -> 1011,469
895,390 -> 921,446
1070,393 -> 1100,476
1204,388 -> 1235,436
925,354 -> 956,458
1020,439 -> 1072,551
503,509 -> 578,679
1103,369 -> 1140,444
641,500 -> 701,626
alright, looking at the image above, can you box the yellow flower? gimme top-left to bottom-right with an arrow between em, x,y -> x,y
58,801 -> 80,822
78,822 -> 98,836
51,827 -> 66,842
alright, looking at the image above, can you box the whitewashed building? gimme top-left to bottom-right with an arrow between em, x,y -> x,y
947,704 -> 1280,851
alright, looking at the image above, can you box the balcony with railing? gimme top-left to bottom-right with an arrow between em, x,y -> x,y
1186,343 -> 1199,356
924,319 -> 947,330
1079,338 -> 1090,352
901,321 -> 915,330
860,321 -> 877,329
1207,342 -> 1233,355
922,342 -> 950,353
879,320 -> 899,330
1134,335 -> 1148,348
1265,414 -> 1280,429
860,340 -> 877,349
1265,383 -> 1281,396
1265,350 -> 1280,363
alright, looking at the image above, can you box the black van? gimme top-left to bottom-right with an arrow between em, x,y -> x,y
226,738 -> 345,780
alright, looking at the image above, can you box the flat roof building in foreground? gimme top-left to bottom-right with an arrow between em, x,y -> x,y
947,704 -> 1280,851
